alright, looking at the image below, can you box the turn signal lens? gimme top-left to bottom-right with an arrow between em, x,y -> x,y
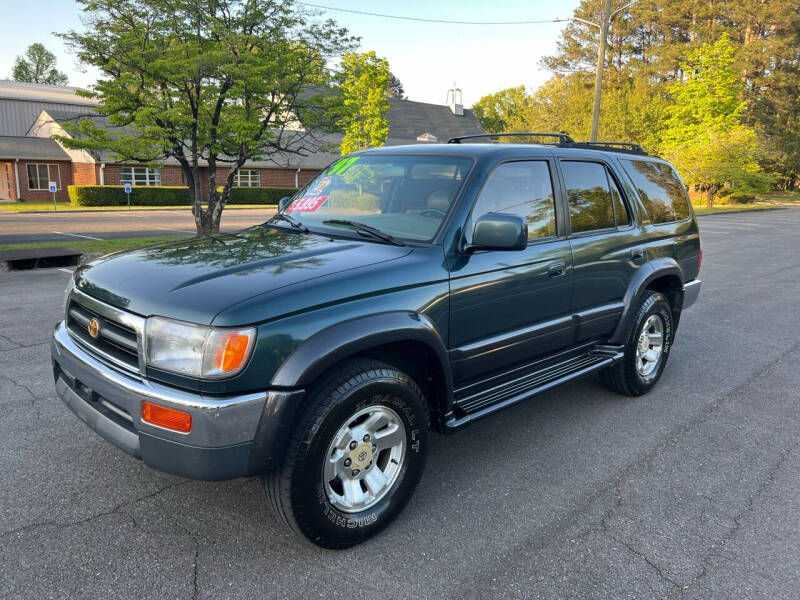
214,332 -> 251,371
202,328 -> 256,377
141,401 -> 192,433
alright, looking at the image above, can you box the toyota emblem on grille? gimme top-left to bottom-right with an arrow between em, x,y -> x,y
87,318 -> 100,338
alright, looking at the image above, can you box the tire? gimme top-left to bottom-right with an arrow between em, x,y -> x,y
600,290 -> 674,396
264,358 -> 429,549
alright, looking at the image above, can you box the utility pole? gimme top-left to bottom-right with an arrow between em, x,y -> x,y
590,0 -> 613,142
556,0 -> 639,142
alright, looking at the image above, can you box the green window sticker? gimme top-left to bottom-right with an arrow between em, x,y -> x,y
329,156 -> 359,175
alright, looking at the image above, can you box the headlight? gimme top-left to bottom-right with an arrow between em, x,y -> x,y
145,316 -> 256,379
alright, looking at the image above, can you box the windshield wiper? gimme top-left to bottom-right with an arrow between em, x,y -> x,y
322,219 -> 405,246
267,212 -> 309,233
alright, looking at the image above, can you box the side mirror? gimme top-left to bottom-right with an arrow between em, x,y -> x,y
469,213 -> 527,251
278,196 -> 291,211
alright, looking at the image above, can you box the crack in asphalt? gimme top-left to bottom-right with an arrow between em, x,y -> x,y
0,479 -> 189,540
672,443 -> 797,598
0,371 -> 49,408
461,340 -> 800,594
610,535 -> 683,591
0,330 -> 50,350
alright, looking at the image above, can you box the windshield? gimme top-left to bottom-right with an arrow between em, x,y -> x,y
280,155 -> 473,242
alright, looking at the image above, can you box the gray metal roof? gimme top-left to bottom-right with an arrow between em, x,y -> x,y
0,80 -> 98,136
0,80 -> 98,104
0,136 -> 71,161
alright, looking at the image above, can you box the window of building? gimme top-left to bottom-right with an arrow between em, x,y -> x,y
620,159 -> 690,224
26,164 -> 61,190
120,166 -> 161,186
234,169 -> 260,187
471,161 -> 557,240
562,161 -> 632,233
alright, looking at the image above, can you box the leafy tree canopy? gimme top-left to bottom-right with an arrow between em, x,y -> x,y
473,0 -> 800,200
387,72 -> 405,99
338,51 -> 391,155
12,43 -> 69,85
58,0 -> 356,234
471,86 -> 533,133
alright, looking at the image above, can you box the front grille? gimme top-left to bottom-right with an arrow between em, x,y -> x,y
66,298 -> 140,372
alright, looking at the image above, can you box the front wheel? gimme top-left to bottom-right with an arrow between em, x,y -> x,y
264,358 -> 429,549
600,290 -> 674,396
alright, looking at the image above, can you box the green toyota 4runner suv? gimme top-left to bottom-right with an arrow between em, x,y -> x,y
52,133 -> 701,548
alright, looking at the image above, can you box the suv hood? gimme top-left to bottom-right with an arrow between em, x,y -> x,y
74,226 -> 412,324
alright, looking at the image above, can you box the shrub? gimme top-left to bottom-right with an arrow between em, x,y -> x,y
726,192 -> 757,204
68,185 -> 190,206
225,187 -> 296,205
717,190 -> 758,205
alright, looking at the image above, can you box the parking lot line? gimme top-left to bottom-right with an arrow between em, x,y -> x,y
51,231 -> 103,241
157,227 -> 195,233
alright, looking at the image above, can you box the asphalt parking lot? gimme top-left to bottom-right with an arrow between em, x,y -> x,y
0,208 -> 273,244
1,208 -> 799,599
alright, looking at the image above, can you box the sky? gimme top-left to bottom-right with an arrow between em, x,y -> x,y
0,0 -> 581,107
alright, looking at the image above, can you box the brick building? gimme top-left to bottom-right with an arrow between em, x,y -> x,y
0,80 -> 483,202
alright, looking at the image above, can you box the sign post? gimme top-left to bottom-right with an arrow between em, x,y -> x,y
48,182 -> 57,212
123,182 -> 132,209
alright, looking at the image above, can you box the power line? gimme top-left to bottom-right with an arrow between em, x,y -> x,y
297,3 -> 563,26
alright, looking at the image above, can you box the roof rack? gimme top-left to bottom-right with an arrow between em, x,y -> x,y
447,132 -> 649,156
564,141 -> 648,155
447,132 -> 576,144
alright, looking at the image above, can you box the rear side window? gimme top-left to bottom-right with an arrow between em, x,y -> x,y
562,161 -> 618,233
471,161 -> 557,240
621,159 -> 690,223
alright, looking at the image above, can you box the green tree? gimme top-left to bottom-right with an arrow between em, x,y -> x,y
338,51 -> 391,155
471,86 -> 533,133
59,0 -> 355,234
387,72 -> 405,99
12,43 -> 69,85
662,35 -> 769,206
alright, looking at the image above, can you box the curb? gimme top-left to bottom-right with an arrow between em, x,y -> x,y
695,206 -> 794,217
0,206 -> 276,215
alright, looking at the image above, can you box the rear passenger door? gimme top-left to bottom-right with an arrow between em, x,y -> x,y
448,159 -> 574,385
558,159 -> 644,342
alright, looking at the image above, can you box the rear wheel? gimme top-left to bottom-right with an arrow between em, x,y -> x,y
264,358 -> 429,548
600,290 -> 674,396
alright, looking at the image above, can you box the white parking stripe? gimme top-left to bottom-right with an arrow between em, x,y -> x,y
57,268 -> 75,274
157,227 -> 195,233
52,231 -> 103,240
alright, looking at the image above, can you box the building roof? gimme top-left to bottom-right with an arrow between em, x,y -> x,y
0,80 -> 98,136
386,98 -> 483,140
31,91 -> 485,170
0,136 -> 71,161
0,80 -> 98,105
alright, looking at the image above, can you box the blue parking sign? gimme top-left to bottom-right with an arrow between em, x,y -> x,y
48,182 -> 57,193
123,183 -> 132,194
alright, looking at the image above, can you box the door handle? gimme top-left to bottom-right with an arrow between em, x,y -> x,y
547,261 -> 567,277
630,248 -> 645,261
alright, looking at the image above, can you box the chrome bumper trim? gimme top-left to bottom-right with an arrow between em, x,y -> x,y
682,279 -> 701,309
52,321 -> 266,448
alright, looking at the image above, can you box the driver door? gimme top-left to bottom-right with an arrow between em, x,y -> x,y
447,159 -> 574,386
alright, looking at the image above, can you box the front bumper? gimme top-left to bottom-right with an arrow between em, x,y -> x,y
51,321 -> 304,480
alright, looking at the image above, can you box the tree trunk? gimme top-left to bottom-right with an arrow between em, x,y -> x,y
705,187 -> 715,208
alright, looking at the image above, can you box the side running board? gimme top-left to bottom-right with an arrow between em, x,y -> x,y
444,347 -> 624,430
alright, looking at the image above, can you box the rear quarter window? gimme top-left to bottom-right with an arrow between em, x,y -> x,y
620,159 -> 690,224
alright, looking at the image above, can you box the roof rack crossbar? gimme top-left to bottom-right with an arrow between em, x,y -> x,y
447,132 -> 576,144
564,141 -> 647,155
